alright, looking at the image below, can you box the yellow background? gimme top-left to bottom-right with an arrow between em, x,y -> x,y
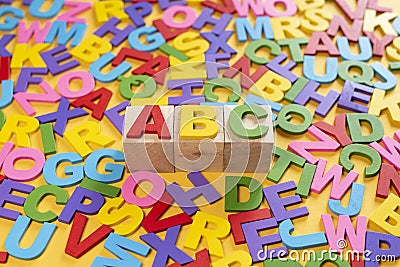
1,0 -> 400,266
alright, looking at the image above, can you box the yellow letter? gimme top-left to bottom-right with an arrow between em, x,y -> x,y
70,35 -> 112,63
369,89 -> 400,126
250,70 -> 291,102
98,197 -> 143,236
11,44 -> 50,68
180,106 -> 219,139
184,211 -> 231,257
0,114 -> 39,147
64,121 -> 114,157
270,17 -> 306,40
94,1 -> 128,23
370,194 -> 400,237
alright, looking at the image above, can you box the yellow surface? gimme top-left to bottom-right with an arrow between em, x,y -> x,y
1,0 -> 400,266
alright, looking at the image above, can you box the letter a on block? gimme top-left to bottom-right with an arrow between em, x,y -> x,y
126,105 -> 171,139
123,106 -> 175,173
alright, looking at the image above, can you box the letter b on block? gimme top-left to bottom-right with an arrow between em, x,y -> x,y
174,105 -> 224,172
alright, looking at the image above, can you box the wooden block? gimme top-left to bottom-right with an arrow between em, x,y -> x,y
123,105 -> 175,173
223,104 -> 274,173
174,105 -> 224,172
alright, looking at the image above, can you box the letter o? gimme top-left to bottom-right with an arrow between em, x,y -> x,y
3,148 -> 45,182
122,171 -> 165,208
163,5 -> 197,29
